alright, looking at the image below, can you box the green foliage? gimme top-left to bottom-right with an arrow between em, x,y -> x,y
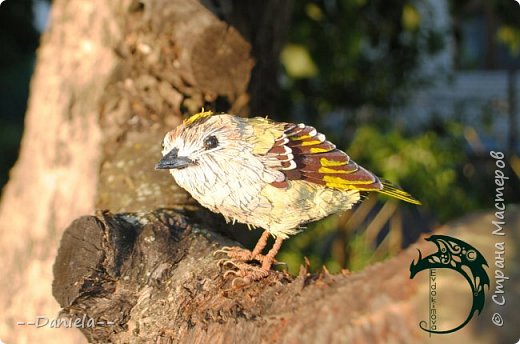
497,26 -> 520,56
347,122 -> 481,222
491,0 -> 520,56
277,214 -> 342,275
450,0 -> 520,67
281,44 -> 319,78
280,0 -> 444,118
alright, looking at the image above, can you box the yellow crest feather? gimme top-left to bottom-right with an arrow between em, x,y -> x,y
183,109 -> 214,127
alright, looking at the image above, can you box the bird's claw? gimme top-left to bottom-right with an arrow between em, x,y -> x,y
231,276 -> 251,288
214,246 -> 278,286
223,269 -> 240,279
220,261 -> 270,287
213,246 -> 253,261
212,246 -> 234,256
218,259 -> 241,269
222,270 -> 251,288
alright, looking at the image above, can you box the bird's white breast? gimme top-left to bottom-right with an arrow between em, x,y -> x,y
171,162 -> 360,238
170,149 -> 277,224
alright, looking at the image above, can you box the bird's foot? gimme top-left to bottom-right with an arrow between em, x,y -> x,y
214,246 -> 253,261
221,261 -> 270,287
214,246 -> 267,267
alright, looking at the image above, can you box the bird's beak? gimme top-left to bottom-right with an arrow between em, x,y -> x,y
155,148 -> 194,170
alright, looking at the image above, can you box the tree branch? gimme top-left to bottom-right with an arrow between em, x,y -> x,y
53,209 -> 426,343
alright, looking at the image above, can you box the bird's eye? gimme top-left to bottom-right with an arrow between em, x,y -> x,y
161,141 -> 165,150
203,135 -> 219,150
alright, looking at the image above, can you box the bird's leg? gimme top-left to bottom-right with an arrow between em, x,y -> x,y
250,230 -> 270,260
224,236 -> 285,287
214,230 -> 270,263
260,236 -> 284,271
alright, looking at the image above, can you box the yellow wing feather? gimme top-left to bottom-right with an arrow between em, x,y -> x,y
248,117 -> 286,155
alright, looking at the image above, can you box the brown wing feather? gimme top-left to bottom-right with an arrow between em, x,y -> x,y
265,122 -> 421,205
266,123 -> 383,191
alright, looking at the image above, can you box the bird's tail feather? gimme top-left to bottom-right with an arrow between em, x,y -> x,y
378,180 -> 422,205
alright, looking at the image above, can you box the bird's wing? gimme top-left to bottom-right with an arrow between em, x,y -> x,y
246,117 -> 287,155
263,122 -> 421,204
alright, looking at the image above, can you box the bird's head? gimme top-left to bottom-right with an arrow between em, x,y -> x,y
156,110 -> 248,170
156,111 -> 275,190
156,110 -> 286,203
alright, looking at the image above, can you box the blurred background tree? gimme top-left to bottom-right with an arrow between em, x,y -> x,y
1,0 -> 518,275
